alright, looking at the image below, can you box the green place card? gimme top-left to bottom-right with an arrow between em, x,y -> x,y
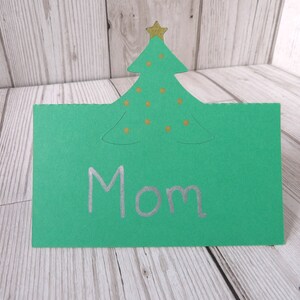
32,28 -> 284,248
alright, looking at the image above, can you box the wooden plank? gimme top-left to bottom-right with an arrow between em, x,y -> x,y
116,247 -> 235,299
111,71 -> 235,102
197,0 -> 282,69
272,0 -> 300,76
0,201 -> 235,299
0,86 -> 41,205
0,89 -> 8,120
210,245 -> 299,299
0,0 -> 110,87
250,65 -> 300,95
110,76 -> 137,95
0,35 -> 12,88
278,192 -> 300,278
199,65 -> 300,142
282,134 -> 300,209
106,0 -> 201,77
277,137 -> 300,277
0,80 -> 118,205
0,201 -> 125,300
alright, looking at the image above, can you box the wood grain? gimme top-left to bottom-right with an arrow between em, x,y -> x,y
197,0 -> 282,69
0,0 -> 285,87
210,245 -> 299,299
107,0 -> 201,78
0,33 -> 12,88
0,88 -> 8,121
272,0 -> 300,76
0,0 -> 110,87
199,65 -> 300,142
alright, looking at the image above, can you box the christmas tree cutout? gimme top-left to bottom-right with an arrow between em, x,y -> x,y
102,21 -> 214,145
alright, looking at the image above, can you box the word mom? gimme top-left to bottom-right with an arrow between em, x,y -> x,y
88,166 -> 206,218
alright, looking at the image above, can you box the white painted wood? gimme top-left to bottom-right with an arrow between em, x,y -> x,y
0,39 -> 12,88
272,0 -> 300,76
0,201 -> 125,300
110,76 -> 138,95
0,0 -> 284,86
250,65 -> 300,94
197,0 -> 282,69
277,193 -> 300,278
0,86 -> 42,204
0,0 -> 110,87
107,0 -> 201,78
281,134 -> 300,210
199,65 -> 300,142
0,201 -> 235,299
0,88 -> 8,119
277,137 -> 300,278
210,246 -> 299,299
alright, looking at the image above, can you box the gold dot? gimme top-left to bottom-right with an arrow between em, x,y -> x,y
160,87 -> 166,94
145,101 -> 151,107
123,100 -> 129,106
146,61 -> 151,67
145,119 -> 151,125
183,120 -> 189,126
136,87 -> 142,93
177,98 -> 183,104
124,128 -> 129,134
165,126 -> 171,132
159,53 -> 164,59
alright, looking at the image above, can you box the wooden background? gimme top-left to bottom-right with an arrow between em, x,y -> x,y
272,0 -> 300,77
1,0 -> 299,88
1,1 -> 300,299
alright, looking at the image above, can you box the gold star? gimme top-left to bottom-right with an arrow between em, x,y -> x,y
146,21 -> 168,41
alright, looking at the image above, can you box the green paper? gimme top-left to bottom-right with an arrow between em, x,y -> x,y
32,36 -> 284,247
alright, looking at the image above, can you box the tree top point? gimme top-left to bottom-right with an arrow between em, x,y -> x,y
146,21 -> 168,41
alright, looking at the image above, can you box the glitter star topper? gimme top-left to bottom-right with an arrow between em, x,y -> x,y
146,21 -> 168,41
